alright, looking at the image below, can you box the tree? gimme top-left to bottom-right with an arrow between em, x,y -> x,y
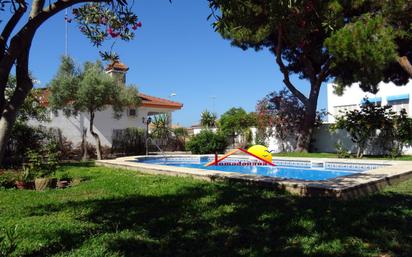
151,114 -> 171,146
207,0 -> 411,152
332,100 -> 393,158
49,56 -> 140,160
390,109 -> 412,157
0,0 -> 142,164
200,110 -> 217,128
257,89 -> 305,152
219,107 -> 254,147
325,1 -> 412,94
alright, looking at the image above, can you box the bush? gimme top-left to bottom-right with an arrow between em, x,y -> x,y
24,142 -> 60,179
4,123 -> 47,168
0,171 -> 18,189
186,130 -> 228,154
112,128 -> 146,156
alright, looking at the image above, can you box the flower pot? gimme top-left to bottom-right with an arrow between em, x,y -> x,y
35,178 -> 50,191
16,181 -> 34,190
56,180 -> 69,189
35,178 -> 58,191
15,181 -> 34,190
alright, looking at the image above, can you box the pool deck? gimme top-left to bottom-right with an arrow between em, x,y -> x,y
96,155 -> 412,199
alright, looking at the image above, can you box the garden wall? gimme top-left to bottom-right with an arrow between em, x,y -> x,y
251,125 -> 412,155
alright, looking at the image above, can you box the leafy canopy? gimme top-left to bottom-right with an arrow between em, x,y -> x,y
219,107 -> 255,136
49,56 -> 140,118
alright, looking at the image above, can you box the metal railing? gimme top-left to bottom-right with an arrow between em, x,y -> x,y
145,137 -> 167,161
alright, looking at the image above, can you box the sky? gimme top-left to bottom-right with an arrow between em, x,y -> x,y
6,0 -> 328,127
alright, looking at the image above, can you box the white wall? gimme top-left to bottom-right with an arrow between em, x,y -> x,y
29,106 -> 175,147
327,81 -> 412,122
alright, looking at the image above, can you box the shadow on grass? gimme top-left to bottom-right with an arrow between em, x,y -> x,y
23,182 -> 412,257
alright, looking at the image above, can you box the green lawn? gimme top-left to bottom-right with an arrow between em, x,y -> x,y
272,152 -> 412,160
1,164 -> 411,257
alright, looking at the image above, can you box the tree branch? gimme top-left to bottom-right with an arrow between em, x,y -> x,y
317,57 -> 332,86
275,27 -> 308,106
0,0 -> 27,61
30,0 -> 46,18
397,56 -> 412,77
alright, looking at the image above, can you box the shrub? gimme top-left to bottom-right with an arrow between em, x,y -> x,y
0,171 -> 18,189
186,130 -> 228,154
112,128 -> 146,156
24,142 -> 60,179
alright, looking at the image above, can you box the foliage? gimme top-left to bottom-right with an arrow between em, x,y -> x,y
0,171 -> 18,189
219,107 -> 255,147
0,0 -> 142,165
5,75 -> 49,123
0,164 -> 412,256
325,1 -> 412,93
332,99 -> 394,158
325,14 -> 398,93
0,225 -> 18,257
151,114 -> 171,140
111,128 -> 146,156
24,142 -> 59,178
200,110 -> 217,128
335,142 -> 351,159
172,127 -> 189,151
207,0 -> 412,151
4,123 -> 51,168
186,129 -> 228,154
256,88 -> 325,151
390,109 -> 412,157
49,56 -> 141,160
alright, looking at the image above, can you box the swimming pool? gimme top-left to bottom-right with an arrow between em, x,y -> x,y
137,157 -> 383,181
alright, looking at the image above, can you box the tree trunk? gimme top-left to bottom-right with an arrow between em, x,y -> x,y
89,111 -> 102,160
0,44 -> 33,165
81,128 -> 88,161
295,82 -> 320,152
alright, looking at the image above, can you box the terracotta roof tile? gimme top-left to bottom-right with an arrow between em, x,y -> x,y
138,93 -> 183,109
105,61 -> 129,72
35,88 -> 183,110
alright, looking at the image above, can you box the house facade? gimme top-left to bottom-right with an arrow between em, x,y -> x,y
327,81 -> 412,122
30,61 -> 183,147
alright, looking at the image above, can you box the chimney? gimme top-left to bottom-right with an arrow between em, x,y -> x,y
105,60 -> 129,84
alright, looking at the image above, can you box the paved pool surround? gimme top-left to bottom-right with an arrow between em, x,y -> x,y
96,155 -> 412,199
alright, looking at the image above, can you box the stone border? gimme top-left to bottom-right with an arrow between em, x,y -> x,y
96,155 -> 412,199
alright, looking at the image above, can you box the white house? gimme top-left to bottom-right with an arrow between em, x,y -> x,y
30,60 -> 183,147
327,81 -> 412,122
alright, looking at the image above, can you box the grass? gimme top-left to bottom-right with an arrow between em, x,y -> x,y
0,164 -> 411,257
272,152 -> 412,160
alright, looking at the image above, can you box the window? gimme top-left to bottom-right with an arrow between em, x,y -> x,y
128,108 -> 137,116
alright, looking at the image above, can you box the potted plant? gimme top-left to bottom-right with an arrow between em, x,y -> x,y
15,168 -> 35,190
26,148 -> 59,191
57,172 -> 72,189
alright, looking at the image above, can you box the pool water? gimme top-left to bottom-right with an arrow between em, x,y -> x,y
139,158 -> 369,181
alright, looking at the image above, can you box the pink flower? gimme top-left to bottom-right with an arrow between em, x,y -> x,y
107,27 -> 119,38
132,21 -> 142,30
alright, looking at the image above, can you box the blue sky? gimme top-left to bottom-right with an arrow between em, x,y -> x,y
17,0 -> 327,126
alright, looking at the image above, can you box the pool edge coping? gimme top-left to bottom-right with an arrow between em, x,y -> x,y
95,155 -> 412,199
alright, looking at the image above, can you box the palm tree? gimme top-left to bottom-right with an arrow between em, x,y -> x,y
200,110 -> 217,129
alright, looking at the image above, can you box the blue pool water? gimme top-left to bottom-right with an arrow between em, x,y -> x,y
138,158 -> 372,181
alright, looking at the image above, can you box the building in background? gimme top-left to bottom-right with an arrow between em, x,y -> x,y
327,81 -> 412,123
31,60 -> 183,147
